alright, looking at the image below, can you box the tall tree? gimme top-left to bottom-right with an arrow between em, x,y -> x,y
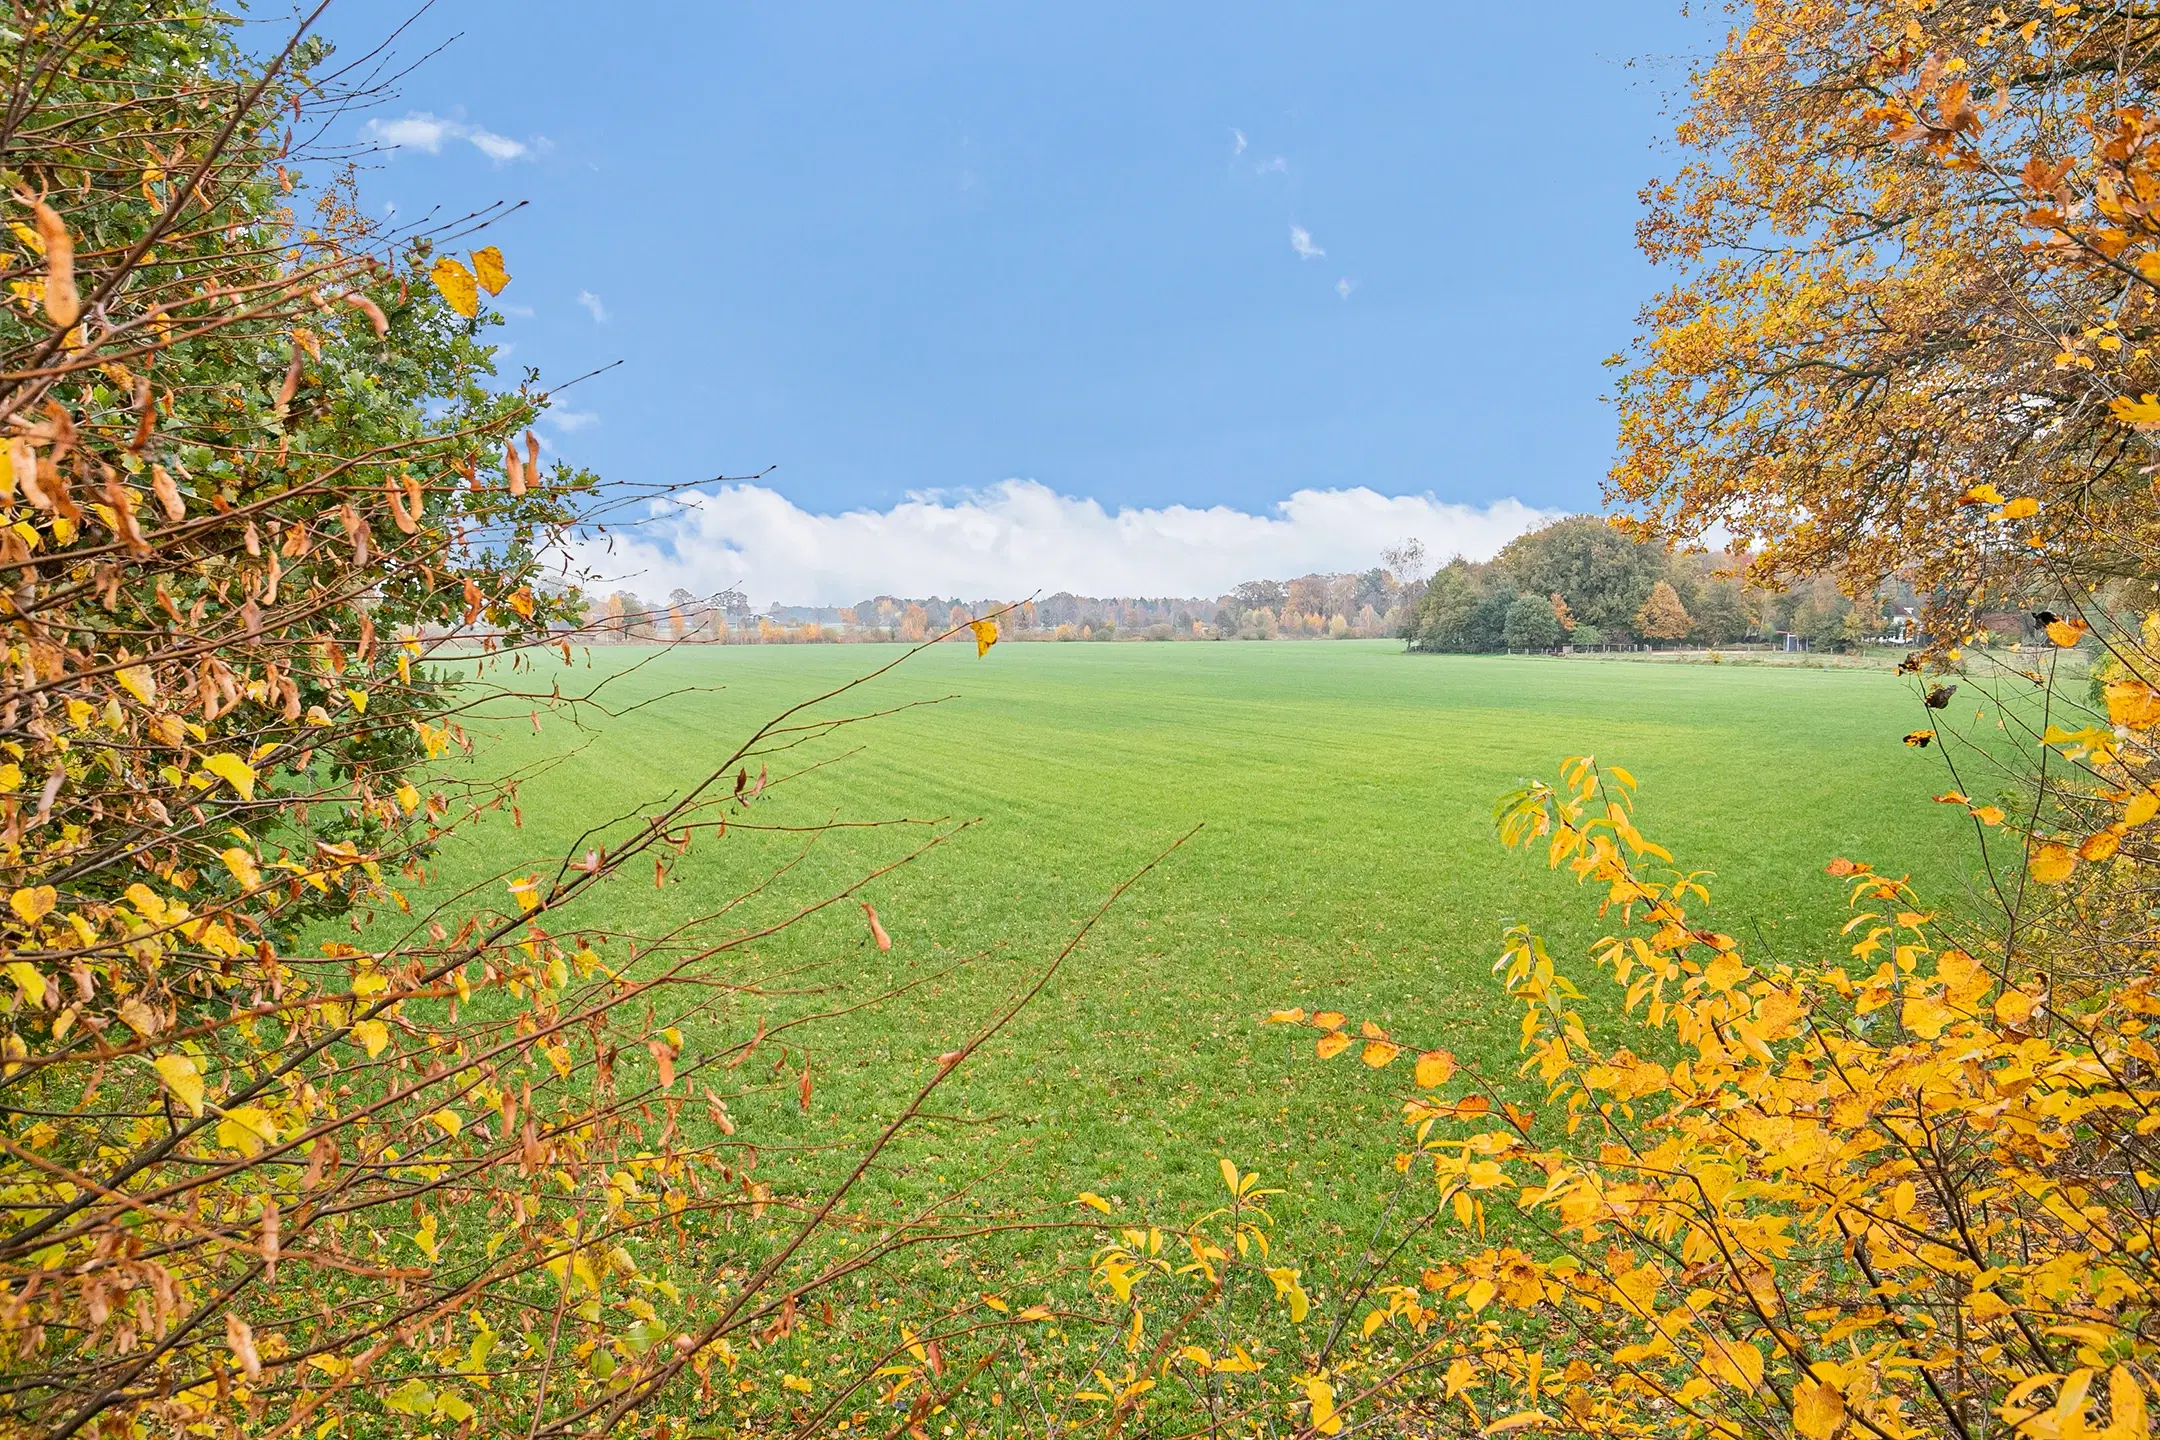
1495,516 -> 1664,638
1502,592 -> 1564,652
1609,0 -> 2160,628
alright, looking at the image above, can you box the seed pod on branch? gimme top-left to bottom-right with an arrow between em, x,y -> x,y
28,196 -> 79,329
129,376 -> 155,452
343,291 -> 389,338
100,467 -> 149,557
274,345 -> 303,418
385,476 -> 418,534
5,439 -> 37,508
150,464 -> 185,521
339,502 -> 367,566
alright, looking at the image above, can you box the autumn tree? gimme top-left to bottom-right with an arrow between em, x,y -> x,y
1608,0 -> 2160,631
1632,579 -> 1692,644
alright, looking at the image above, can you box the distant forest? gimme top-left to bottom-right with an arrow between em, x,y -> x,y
577,515 -> 1951,652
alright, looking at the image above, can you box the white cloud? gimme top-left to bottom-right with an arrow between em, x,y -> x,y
1336,277 -> 1358,300
501,304 -> 536,319
1231,128 -> 1248,155
548,408 -> 600,433
577,290 -> 609,323
564,479 -> 1556,606
1290,225 -> 1325,260
365,111 -> 534,163
1256,155 -> 1288,174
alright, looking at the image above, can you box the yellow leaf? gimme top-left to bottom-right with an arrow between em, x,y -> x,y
6,962 -> 45,1006
9,885 -> 56,924
1995,989 -> 2040,1026
1311,1011 -> 1346,1031
2130,791 -> 2160,827
2111,394 -> 2160,426
1702,1335 -> 1764,1391
201,752 -> 257,801
1999,496 -> 2039,519
1220,1157 -> 1241,1195
970,618 -> 999,655
2107,1366 -> 2147,1440
431,1109 -> 462,1137
2106,681 -> 2160,729
1315,1031 -> 1352,1059
1265,1008 -> 1306,1024
1266,1267 -> 1310,1322
470,246 -> 510,295
396,782 -> 420,814
1306,1377 -> 1343,1436
115,664 -> 156,703
1961,482 -> 2005,504
151,1053 -> 204,1116
1901,992 -> 1954,1040
351,1019 -> 389,1057
2080,829 -> 2122,863
216,1106 -> 279,1155
2029,841 -> 2077,884
1485,1414 -> 1553,1436
508,876 -> 542,913
431,256 -> 479,317
1077,1191 -> 1113,1214
1361,1039 -> 1400,1068
1465,1276 -> 1497,1312
220,847 -> 261,889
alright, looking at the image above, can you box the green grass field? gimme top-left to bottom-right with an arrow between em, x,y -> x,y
404,639 -> 1980,1281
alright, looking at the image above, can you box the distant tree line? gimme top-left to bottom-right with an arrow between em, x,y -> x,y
577,573 -> 1422,643
572,516 -> 1948,653
1404,516 -> 1922,654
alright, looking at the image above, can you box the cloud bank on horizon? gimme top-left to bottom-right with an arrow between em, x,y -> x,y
569,480 -> 1559,605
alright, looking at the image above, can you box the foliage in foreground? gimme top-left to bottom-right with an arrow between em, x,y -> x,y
0,8 -> 1049,1438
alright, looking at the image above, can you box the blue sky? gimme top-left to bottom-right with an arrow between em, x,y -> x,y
315,1 -> 1711,602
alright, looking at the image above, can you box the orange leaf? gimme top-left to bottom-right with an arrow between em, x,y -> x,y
2046,617 -> 2088,646
1415,1050 -> 1458,1088
2029,841 -> 2077,884
2079,829 -> 2122,863
1311,1011 -> 1346,1032
1316,1031 -> 1352,1060
1361,1039 -> 1400,1068
863,903 -> 892,951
